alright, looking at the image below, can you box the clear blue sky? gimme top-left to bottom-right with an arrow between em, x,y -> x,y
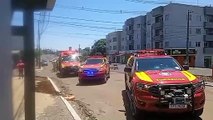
12,0 -> 212,50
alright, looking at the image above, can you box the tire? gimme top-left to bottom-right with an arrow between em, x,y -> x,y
102,75 -> 107,84
78,79 -> 84,85
124,74 -> 128,90
131,99 -> 145,119
193,108 -> 203,117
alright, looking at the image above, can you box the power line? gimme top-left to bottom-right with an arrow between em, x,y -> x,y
125,0 -> 169,4
45,30 -> 106,37
34,19 -> 119,30
34,13 -> 123,24
56,4 -> 147,15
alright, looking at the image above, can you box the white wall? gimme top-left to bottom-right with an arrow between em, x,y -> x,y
0,0 -> 13,119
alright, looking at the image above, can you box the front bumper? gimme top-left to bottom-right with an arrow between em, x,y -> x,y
78,72 -> 105,80
133,84 -> 205,113
61,66 -> 79,75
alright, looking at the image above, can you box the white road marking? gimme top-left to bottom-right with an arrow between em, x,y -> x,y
47,77 -> 60,93
60,96 -> 82,120
47,77 -> 82,120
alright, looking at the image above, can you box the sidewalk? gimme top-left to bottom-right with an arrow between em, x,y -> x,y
12,77 -> 24,120
35,76 -> 74,120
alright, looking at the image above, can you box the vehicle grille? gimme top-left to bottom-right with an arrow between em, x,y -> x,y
149,84 -> 193,97
83,68 -> 99,73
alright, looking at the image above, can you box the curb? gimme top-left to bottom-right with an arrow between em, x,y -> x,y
47,77 -> 82,120
205,82 -> 213,87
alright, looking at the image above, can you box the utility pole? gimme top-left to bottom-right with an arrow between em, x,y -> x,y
24,10 -> 35,120
78,44 -> 81,54
186,10 -> 192,66
37,20 -> 41,68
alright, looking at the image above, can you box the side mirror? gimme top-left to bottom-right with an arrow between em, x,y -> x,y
124,67 -> 132,73
183,65 -> 189,70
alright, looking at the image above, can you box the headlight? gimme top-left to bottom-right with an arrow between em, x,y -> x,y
61,64 -> 65,68
193,80 -> 205,91
136,82 -> 152,91
98,67 -> 105,72
79,68 -> 83,73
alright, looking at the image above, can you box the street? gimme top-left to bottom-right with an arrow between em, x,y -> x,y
38,64 -> 213,120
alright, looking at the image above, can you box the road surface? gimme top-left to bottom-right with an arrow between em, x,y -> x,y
38,64 -> 213,120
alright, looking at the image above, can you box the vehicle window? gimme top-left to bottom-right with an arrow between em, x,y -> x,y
85,58 -> 104,64
127,57 -> 134,67
62,55 -> 80,62
136,58 -> 181,71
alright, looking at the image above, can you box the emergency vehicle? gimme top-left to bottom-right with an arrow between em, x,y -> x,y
58,50 -> 81,77
124,49 -> 205,118
78,55 -> 110,84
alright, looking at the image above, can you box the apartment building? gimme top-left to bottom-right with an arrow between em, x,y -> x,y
203,7 -> 213,68
146,3 -> 213,67
106,31 -> 122,63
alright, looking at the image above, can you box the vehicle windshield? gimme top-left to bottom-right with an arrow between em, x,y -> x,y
136,58 -> 182,71
85,58 -> 104,64
62,55 -> 79,62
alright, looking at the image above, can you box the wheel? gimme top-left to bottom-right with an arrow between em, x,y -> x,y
108,72 -> 110,78
124,74 -> 128,90
78,79 -> 84,84
193,108 -> 203,117
102,75 -> 107,84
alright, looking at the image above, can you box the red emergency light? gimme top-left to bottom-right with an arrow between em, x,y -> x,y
88,55 -> 105,58
135,49 -> 166,57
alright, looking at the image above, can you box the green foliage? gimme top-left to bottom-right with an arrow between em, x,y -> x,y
90,39 -> 106,55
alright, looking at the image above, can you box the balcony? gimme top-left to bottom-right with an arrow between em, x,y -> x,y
204,48 -> 213,54
204,7 -> 213,15
126,30 -> 134,35
204,35 -> 213,41
152,6 -> 163,17
153,22 -> 163,29
204,22 -> 213,28
154,35 -> 163,42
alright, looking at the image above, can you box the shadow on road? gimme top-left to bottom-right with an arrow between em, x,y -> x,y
56,73 -> 78,78
121,90 -> 202,120
76,80 -> 105,86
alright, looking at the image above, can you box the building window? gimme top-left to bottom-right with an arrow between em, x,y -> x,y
189,41 -> 192,47
189,28 -> 192,34
196,42 -> 201,47
165,41 -> 169,47
122,38 -> 125,41
113,46 -> 117,50
137,24 -> 141,28
189,14 -> 192,21
129,35 -> 133,40
204,42 -> 208,47
121,46 -> 124,50
196,15 -> 202,21
129,45 -> 134,50
137,45 -> 140,49
113,37 -> 117,42
165,14 -> 169,21
137,34 -> 139,39
110,46 -> 112,50
196,28 -> 201,34
129,25 -> 133,30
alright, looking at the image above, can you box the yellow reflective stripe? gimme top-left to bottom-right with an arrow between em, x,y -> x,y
135,72 -> 153,82
181,71 -> 197,81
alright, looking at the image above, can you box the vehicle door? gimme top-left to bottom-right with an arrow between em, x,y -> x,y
126,57 -> 135,89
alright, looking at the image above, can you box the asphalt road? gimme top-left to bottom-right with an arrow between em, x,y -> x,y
39,64 -> 213,120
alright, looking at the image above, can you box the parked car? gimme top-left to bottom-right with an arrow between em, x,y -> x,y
124,49 -> 205,118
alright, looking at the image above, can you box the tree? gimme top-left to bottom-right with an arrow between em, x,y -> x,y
91,39 -> 106,55
81,47 -> 91,61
